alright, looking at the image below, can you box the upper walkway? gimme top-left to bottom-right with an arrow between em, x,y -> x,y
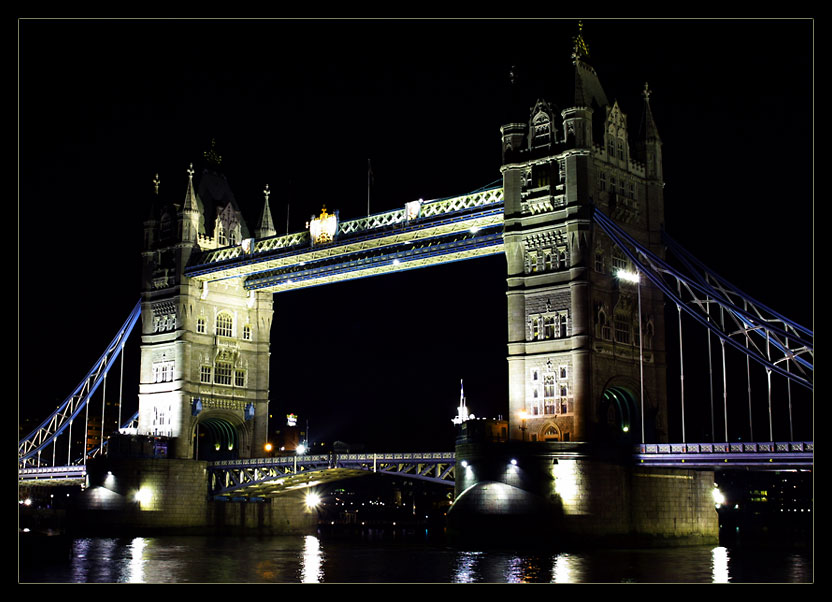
184,187 -> 505,293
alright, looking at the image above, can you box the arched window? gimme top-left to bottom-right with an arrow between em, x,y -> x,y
216,311 -> 233,337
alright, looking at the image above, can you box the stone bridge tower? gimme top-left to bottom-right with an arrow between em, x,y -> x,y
138,146 -> 275,460
501,26 -> 668,445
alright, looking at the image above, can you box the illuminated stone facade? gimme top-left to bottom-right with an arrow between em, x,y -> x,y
501,35 -> 668,444
139,160 -> 274,460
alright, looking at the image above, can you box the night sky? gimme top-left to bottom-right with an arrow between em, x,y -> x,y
19,18 -> 813,451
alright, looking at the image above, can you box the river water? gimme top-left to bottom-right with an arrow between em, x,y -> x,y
19,531 -> 812,584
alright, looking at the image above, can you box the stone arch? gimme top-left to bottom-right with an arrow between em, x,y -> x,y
539,422 -> 562,441
191,409 -> 252,461
598,384 -> 639,443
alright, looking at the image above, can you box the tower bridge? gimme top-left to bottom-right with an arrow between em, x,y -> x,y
19,23 -> 811,543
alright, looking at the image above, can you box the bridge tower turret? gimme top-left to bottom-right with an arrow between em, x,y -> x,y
501,24 -> 668,445
138,147 -> 274,460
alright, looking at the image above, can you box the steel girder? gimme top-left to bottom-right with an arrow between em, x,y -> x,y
18,302 -> 142,467
592,208 -> 813,391
208,452 -> 457,498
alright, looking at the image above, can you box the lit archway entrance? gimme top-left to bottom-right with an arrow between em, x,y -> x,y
599,386 -> 638,443
194,416 -> 245,461
541,423 -> 561,441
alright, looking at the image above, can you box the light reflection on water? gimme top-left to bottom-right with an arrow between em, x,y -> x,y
20,534 -> 811,584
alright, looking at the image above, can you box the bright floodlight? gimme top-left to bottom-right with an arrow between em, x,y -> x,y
616,269 -> 640,283
305,492 -> 322,508
712,486 -> 725,507
296,443 -> 306,455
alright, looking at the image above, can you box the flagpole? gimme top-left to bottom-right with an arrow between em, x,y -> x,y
367,158 -> 372,216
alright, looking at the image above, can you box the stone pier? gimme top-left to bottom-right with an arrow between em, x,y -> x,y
70,457 -> 317,536
447,439 -> 719,547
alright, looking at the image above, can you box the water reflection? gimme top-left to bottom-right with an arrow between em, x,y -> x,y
452,551 -> 484,582
22,535 -> 810,583
552,553 -> 583,583
127,537 -> 148,583
300,535 -> 324,583
712,547 -> 730,583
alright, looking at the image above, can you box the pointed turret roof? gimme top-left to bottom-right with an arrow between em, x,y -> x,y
570,21 -> 609,110
183,163 -> 201,213
639,82 -> 662,145
255,184 -> 277,239
193,140 -> 251,239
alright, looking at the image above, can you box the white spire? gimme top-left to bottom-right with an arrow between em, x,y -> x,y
452,379 -> 471,425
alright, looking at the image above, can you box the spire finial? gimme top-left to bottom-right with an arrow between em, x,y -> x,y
572,20 -> 590,62
264,184 -> 270,202
153,173 -> 160,195
643,82 -> 652,102
203,139 -> 222,168
187,163 -> 194,179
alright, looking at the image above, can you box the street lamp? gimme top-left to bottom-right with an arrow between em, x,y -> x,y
519,410 -> 528,441
616,268 -> 644,444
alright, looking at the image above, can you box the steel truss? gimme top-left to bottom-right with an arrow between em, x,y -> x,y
209,452 -> 456,499
184,187 -> 504,292
18,302 -> 142,467
592,208 -> 813,391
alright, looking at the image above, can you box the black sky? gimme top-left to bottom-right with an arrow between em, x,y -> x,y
19,18 -> 813,450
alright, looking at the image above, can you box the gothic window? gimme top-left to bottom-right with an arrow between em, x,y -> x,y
617,139 -> 625,160
558,313 -> 568,338
197,317 -> 206,334
559,365 -> 568,380
234,369 -> 246,387
529,252 -> 539,273
608,139 -> 615,156
242,324 -> 252,341
152,360 -> 175,383
544,374 -> 556,414
599,172 -> 607,192
612,248 -> 628,272
214,362 -> 233,386
532,317 -> 541,340
535,166 -> 551,188
200,365 -> 212,384
543,316 -> 555,339
615,312 -> 631,344
544,250 -> 554,271
216,311 -> 233,337
557,247 -> 568,269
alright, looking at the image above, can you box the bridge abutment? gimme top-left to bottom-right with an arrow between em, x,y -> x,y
69,457 -> 317,536
447,439 -> 718,548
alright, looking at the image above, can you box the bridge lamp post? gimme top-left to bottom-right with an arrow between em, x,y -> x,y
616,268 -> 645,444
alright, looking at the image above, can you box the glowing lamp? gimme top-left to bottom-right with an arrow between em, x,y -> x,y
616,269 -> 640,284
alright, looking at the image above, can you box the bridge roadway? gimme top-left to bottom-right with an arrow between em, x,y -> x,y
19,443 -> 813,498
